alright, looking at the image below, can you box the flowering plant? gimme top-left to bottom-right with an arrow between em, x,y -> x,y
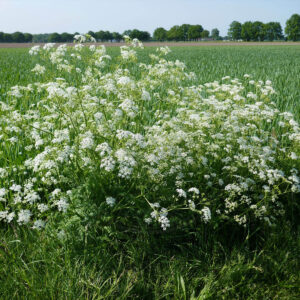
0,37 -> 299,234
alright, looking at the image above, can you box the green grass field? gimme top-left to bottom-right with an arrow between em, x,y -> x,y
0,45 -> 299,299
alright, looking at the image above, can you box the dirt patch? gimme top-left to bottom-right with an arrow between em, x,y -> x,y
0,42 -> 300,48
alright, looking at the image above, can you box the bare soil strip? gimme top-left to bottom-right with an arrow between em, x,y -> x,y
1,42 -> 300,48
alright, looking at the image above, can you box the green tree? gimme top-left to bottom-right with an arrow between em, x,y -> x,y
179,24 -> 191,41
95,30 -> 112,41
129,29 -> 150,41
24,33 -> 33,43
167,25 -> 184,41
95,30 -> 105,41
211,28 -> 220,40
140,31 -> 151,41
60,32 -> 73,42
33,34 -> 50,43
103,31 -> 113,41
3,33 -> 12,42
48,33 -> 61,43
228,21 -> 242,40
285,14 -> 300,41
201,30 -> 209,39
153,27 -> 167,41
123,30 -> 132,37
241,21 -> 254,41
11,31 -> 25,43
112,32 -> 122,42
0,32 -> 4,42
187,25 -> 203,40
87,31 -> 96,38
130,29 -> 141,39
265,22 -> 283,41
252,21 -> 265,41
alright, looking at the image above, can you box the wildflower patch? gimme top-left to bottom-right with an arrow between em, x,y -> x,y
0,36 -> 299,232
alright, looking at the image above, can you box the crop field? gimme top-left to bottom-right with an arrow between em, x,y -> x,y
1,45 -> 300,119
0,40 -> 299,299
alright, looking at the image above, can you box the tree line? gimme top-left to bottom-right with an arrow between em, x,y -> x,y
0,14 -> 299,43
0,29 -> 151,43
228,14 -> 300,41
154,14 -> 300,41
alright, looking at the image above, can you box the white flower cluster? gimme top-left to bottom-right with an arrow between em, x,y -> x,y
0,37 -> 299,232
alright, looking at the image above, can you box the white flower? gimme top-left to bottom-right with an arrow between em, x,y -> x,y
188,187 -> 199,194
188,200 -> 195,209
74,34 -> 87,43
144,217 -> 151,224
176,188 -> 187,198
94,112 -> 103,122
51,189 -> 61,197
56,198 -> 69,212
117,76 -> 132,86
106,197 -> 116,207
6,212 -> 15,223
10,184 -> 22,193
38,203 -> 49,213
24,191 -> 40,204
0,211 -> 15,223
201,207 -> 211,223
290,152 -> 298,160
32,219 -> 45,230
141,90 -> 151,101
17,210 -> 32,224
29,45 -> 40,55
0,188 -> 7,198
31,64 -> 46,75
80,132 -> 94,149
43,43 -> 56,51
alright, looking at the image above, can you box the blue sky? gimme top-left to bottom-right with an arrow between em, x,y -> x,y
0,0 -> 299,36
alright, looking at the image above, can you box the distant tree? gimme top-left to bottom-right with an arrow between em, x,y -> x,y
129,29 -> 150,41
241,21 -> 254,41
95,30 -> 105,41
129,29 -> 140,39
112,32 -> 122,42
11,31 -> 25,43
153,27 -> 167,41
48,33 -> 61,43
285,14 -> 300,41
24,33 -> 33,43
167,25 -> 184,41
87,31 -> 96,38
228,21 -> 242,40
187,25 -> 203,40
252,21 -> 265,41
123,30 -> 132,37
179,24 -> 191,41
211,28 -> 220,40
103,31 -> 113,41
95,30 -> 112,41
60,32 -> 73,42
0,32 -> 4,42
140,31 -> 151,41
33,34 -> 50,43
201,30 -> 209,39
264,22 -> 283,41
3,33 -> 12,42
